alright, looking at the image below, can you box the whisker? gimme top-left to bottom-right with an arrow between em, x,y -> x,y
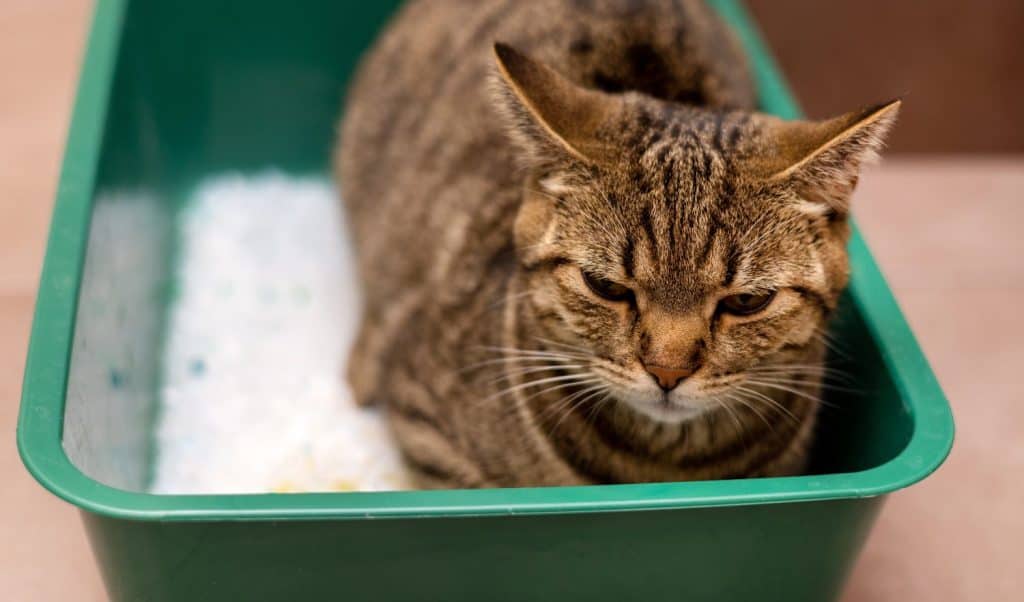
479,376 -> 604,409
457,355 -> 575,374
549,387 -> 609,434
474,345 -> 591,361
749,364 -> 849,376
539,383 -> 607,420
583,392 -> 614,429
539,390 -> 593,432
740,374 -> 860,395
712,394 -> 745,436
745,378 -> 833,403
732,385 -> 801,424
487,363 -> 586,385
533,337 -> 595,356
722,391 -> 774,431
813,327 -> 852,360
484,373 -> 600,403
519,379 -> 604,407
742,380 -> 836,410
748,364 -> 855,384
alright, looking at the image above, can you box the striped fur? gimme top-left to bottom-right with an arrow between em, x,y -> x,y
335,0 -> 898,487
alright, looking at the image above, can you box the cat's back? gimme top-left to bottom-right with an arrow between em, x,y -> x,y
337,0 -> 756,237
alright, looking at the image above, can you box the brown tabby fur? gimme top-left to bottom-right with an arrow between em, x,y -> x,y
335,0 -> 898,488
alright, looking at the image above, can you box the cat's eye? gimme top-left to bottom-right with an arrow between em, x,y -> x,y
719,291 -> 776,316
582,271 -> 633,302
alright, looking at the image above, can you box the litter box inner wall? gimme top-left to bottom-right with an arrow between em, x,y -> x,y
61,0 -> 176,492
60,0 -> 402,492
62,2 -> 178,493
806,297 -> 913,475
60,0 -> 914,492
118,0 -> 403,182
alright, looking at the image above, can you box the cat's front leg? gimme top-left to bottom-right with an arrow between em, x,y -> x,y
347,320 -> 385,407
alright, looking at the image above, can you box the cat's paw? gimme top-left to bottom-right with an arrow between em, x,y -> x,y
345,350 -> 379,407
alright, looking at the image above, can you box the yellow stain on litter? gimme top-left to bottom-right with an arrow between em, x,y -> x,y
271,480 -> 361,493
271,481 -> 299,494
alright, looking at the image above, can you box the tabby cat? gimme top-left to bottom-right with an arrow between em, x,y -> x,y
335,0 -> 898,488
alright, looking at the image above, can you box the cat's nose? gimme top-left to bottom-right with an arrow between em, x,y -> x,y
645,365 -> 695,391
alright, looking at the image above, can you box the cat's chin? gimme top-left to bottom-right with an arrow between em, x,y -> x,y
622,398 -> 709,425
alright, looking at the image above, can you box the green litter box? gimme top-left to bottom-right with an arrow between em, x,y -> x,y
18,1 -> 954,600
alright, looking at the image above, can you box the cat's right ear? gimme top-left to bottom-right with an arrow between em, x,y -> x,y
492,42 -> 622,167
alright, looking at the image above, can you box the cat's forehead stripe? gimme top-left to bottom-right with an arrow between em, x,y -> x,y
622,238 -> 636,279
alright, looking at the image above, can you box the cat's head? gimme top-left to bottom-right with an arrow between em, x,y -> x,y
492,43 -> 898,423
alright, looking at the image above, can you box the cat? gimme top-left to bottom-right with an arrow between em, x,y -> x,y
335,0 -> 898,488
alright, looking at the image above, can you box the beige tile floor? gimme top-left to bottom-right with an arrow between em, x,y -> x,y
0,2 -> 1019,600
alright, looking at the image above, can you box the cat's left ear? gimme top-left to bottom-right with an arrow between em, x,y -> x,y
762,99 -> 901,216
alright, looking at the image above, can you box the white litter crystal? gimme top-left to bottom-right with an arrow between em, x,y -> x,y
150,172 -> 412,494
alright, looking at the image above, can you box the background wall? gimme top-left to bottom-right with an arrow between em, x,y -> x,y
749,0 -> 1024,153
